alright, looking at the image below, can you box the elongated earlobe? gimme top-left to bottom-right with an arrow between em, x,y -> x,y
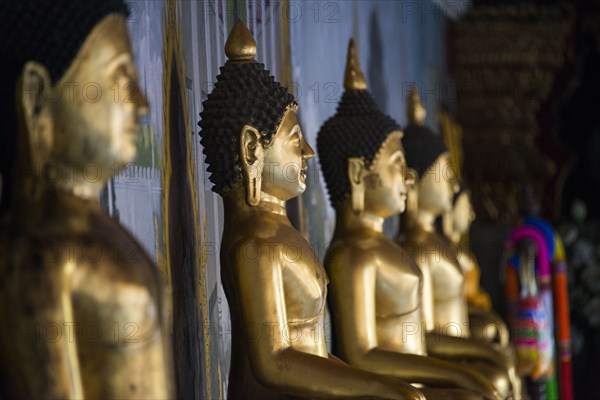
240,125 -> 264,206
442,209 -> 454,240
348,157 -> 366,214
406,185 -> 419,220
18,62 -> 53,177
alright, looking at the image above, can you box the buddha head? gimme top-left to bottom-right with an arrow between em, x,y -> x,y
452,189 -> 475,236
317,39 -> 409,219
198,21 -> 314,206
402,85 -> 458,219
442,187 -> 476,243
0,0 -> 146,212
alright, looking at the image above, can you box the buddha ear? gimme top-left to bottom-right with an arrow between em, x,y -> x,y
348,157 -> 366,214
441,207 -> 454,240
240,125 -> 264,206
17,61 -> 53,175
405,168 -> 419,218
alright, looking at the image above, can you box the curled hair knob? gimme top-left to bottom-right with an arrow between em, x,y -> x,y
225,20 -> 257,62
343,38 -> 367,91
407,84 -> 426,126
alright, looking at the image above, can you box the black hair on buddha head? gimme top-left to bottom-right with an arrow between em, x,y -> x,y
198,21 -> 296,194
0,0 -> 130,213
402,123 -> 448,179
317,39 -> 401,208
401,84 -> 448,179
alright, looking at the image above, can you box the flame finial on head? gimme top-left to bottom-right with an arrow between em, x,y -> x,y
225,20 -> 257,62
407,84 -> 426,125
343,39 -> 367,91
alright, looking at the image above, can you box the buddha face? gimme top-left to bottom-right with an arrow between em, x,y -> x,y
50,15 -> 148,171
362,133 -> 409,218
418,153 -> 458,215
453,191 -> 475,236
261,109 -> 315,201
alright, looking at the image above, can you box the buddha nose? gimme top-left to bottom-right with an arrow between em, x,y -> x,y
302,138 -> 315,160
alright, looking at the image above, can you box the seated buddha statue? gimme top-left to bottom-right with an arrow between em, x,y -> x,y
0,1 -> 173,398
442,189 -> 492,309
316,39 -> 501,400
398,86 -> 518,398
441,189 -> 510,347
197,21 -> 423,400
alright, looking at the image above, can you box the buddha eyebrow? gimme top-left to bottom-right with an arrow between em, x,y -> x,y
107,52 -> 132,65
391,150 -> 404,160
287,124 -> 301,138
106,53 -> 136,76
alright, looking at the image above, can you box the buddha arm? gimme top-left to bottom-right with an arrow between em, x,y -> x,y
327,256 -> 499,400
0,256 -> 83,398
468,306 -> 510,347
425,332 -> 511,371
234,241 -> 422,400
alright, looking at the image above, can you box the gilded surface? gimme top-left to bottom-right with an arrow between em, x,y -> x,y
399,91 -> 516,397
399,153 -> 515,398
321,44 -> 499,400
202,22 -> 424,400
0,15 -> 173,398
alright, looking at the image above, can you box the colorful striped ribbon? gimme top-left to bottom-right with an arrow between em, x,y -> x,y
505,219 -> 574,400
505,226 -> 556,399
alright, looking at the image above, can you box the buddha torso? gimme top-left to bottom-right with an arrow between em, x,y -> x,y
0,191 -> 171,398
221,209 -> 329,400
326,231 -> 425,357
401,226 -> 468,337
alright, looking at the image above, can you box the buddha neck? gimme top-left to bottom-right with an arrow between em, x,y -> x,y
4,177 -> 103,233
333,200 -> 385,237
10,169 -> 105,216
222,185 -> 289,223
52,166 -> 107,200
11,127 -> 110,209
257,192 -> 287,216
415,207 -> 438,233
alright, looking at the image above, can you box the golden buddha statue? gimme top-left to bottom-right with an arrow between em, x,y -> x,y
398,86 -> 518,398
442,189 -> 492,309
438,108 -> 511,345
197,21 -> 424,400
316,39 -> 501,400
441,189 -> 510,347
0,1 -> 173,398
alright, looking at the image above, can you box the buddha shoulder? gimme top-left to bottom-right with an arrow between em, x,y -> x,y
227,211 -> 293,240
1,206 -> 162,347
400,225 -> 430,246
325,237 -> 382,275
74,212 -> 162,337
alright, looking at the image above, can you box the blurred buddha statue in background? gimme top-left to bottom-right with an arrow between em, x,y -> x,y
441,188 -> 510,347
439,110 -> 510,347
442,188 -> 492,309
197,21 -> 423,400
0,1 -> 174,398
317,39 -> 501,400
398,86 -> 518,398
